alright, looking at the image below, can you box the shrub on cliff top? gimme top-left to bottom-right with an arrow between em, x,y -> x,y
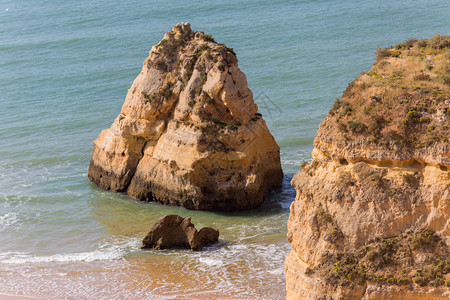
428,33 -> 450,49
156,33 -> 185,58
376,47 -> 392,60
201,34 -> 215,42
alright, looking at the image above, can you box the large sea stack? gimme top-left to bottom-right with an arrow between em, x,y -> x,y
88,23 -> 283,211
286,35 -> 450,299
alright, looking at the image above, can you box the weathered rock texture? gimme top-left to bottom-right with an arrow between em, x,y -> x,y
88,23 -> 283,211
286,35 -> 450,299
142,214 -> 219,250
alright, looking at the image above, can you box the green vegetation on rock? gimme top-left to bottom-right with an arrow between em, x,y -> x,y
309,229 -> 450,288
331,34 -> 450,150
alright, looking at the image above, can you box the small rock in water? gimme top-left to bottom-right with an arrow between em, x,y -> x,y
142,214 -> 219,251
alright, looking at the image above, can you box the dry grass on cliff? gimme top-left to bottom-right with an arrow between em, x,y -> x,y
310,229 -> 450,288
329,34 -> 450,150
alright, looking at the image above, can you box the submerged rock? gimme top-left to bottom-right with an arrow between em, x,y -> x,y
142,214 -> 219,250
88,23 -> 283,211
286,35 -> 450,299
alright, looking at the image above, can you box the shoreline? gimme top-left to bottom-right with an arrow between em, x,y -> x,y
0,293 -> 62,300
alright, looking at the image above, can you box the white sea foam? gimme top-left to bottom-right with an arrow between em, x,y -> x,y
0,212 -> 18,227
268,269 -> 284,275
281,159 -> 304,166
0,246 -> 125,264
198,257 -> 224,267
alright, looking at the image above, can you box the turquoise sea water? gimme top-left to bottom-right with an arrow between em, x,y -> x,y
0,0 -> 449,298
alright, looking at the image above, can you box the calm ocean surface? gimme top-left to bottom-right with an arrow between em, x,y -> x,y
0,0 -> 448,298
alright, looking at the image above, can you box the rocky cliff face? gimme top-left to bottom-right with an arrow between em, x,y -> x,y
286,35 -> 450,299
88,23 -> 283,211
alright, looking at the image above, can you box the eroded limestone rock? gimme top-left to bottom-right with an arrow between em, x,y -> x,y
88,23 -> 283,211
142,214 -> 219,250
286,35 -> 450,299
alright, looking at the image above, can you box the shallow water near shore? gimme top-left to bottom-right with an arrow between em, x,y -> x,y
0,0 -> 449,299
0,176 -> 293,298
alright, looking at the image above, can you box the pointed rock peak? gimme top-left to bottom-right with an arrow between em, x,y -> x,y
173,22 -> 192,34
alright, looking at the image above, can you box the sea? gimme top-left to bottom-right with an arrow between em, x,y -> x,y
0,0 -> 448,299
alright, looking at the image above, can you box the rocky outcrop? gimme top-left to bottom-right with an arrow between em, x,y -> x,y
141,214 -> 219,250
88,23 -> 283,211
286,35 -> 450,299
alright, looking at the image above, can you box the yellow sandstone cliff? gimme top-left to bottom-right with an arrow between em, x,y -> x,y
88,23 -> 283,211
286,35 -> 450,299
